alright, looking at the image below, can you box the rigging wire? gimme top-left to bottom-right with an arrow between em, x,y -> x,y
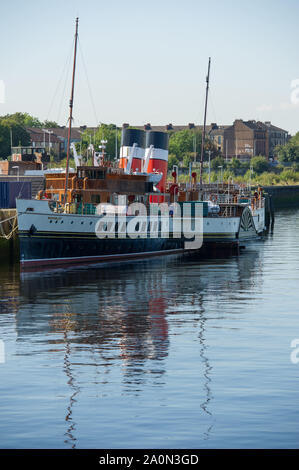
57,40 -> 75,125
78,37 -> 99,126
46,39 -> 75,124
45,35 -> 100,129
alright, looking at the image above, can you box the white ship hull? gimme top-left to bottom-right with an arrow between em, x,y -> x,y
16,199 -> 265,269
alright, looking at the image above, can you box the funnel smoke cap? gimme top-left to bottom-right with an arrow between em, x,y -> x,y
121,128 -> 145,148
145,131 -> 169,150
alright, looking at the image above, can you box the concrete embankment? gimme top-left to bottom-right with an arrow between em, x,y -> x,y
262,185 -> 299,208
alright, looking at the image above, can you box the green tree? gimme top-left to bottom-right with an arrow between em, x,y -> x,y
279,169 -> 298,183
211,155 -> 226,170
209,171 -> 218,183
223,169 -> 234,182
0,121 -> 30,159
240,161 -> 250,171
0,112 -> 43,128
182,153 -> 194,168
0,124 -> 10,159
168,154 -> 179,170
276,132 -> 299,163
292,162 -> 299,172
251,156 -> 269,174
229,157 -> 241,170
43,120 -> 59,128
169,129 -> 202,161
243,169 -> 256,181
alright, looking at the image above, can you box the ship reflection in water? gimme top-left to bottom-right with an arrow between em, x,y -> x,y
4,245 -> 262,449
2,211 -> 299,449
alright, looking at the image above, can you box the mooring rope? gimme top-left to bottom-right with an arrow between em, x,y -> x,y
0,215 -> 18,240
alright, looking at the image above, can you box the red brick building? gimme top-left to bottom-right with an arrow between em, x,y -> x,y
223,120 -> 267,161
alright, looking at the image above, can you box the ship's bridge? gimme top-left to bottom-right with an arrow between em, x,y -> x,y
77,167 -> 107,180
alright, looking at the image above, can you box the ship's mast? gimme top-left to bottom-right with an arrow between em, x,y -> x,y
64,17 -> 79,204
199,57 -> 211,190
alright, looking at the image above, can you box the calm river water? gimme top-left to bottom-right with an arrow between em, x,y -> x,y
0,209 -> 299,449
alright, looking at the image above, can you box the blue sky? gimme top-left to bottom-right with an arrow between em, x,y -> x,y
1,0 -> 299,133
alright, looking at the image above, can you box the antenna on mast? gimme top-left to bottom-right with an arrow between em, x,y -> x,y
199,57 -> 211,191
63,17 -> 79,204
